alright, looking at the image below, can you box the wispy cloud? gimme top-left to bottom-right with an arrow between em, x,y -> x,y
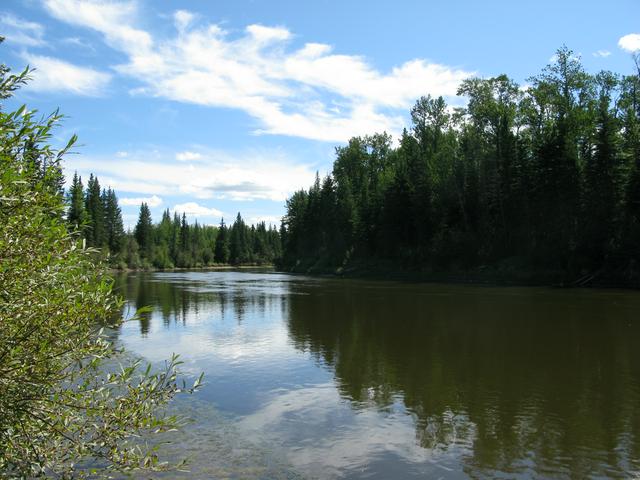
120,195 -> 163,207
61,36 -> 96,52
176,151 -> 203,162
42,0 -> 473,142
23,53 -> 111,96
64,148 -> 317,202
0,12 -> 45,47
619,33 -> 640,53
592,49 -> 611,58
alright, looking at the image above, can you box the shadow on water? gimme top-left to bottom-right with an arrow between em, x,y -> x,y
113,272 -> 640,478
285,281 -> 640,478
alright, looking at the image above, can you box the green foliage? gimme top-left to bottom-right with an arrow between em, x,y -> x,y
0,55 -> 200,477
84,174 -> 105,248
103,187 -> 124,254
67,171 -> 87,232
281,48 -> 640,285
214,218 -> 230,264
134,202 -> 153,258
101,207 -> 280,269
66,176 -> 280,269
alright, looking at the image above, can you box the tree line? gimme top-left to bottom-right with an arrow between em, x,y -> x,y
66,174 -> 281,269
280,47 -> 640,285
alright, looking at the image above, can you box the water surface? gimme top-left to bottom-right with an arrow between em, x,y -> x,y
114,270 -> 640,479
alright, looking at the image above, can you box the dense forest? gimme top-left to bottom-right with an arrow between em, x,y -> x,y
66,173 -> 281,269
279,47 -> 640,286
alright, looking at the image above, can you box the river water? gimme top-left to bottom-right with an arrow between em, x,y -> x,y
114,270 -> 640,479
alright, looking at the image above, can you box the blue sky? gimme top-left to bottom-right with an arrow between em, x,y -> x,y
2,0 -> 639,228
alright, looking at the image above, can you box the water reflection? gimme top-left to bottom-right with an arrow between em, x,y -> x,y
114,272 -> 640,478
285,281 -> 640,478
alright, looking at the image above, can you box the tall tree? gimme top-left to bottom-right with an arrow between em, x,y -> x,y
214,218 -> 230,263
84,174 -> 105,247
66,172 -> 87,232
229,213 -> 250,264
134,202 -> 153,258
103,187 -> 124,254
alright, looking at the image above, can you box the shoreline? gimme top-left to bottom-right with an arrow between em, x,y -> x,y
111,261 -> 640,290
110,264 -> 275,273
277,261 -> 640,290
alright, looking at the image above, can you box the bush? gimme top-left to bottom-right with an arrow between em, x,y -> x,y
0,45 -> 200,478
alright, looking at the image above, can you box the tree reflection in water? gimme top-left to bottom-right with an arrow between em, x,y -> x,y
113,272 -> 640,478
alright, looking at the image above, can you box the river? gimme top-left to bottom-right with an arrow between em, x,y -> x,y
114,270 -> 640,479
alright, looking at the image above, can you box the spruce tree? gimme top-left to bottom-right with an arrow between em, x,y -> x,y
84,174 -> 105,247
134,202 -> 153,257
214,217 -> 230,264
229,213 -> 249,264
67,172 -> 87,232
103,188 -> 124,254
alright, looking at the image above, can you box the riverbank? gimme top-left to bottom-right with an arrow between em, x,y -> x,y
278,258 -> 640,289
110,263 -> 275,273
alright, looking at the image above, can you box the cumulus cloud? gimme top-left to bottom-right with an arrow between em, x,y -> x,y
172,202 -> 223,219
619,34 -> 640,53
23,53 -> 111,96
0,13 -> 45,47
42,0 -> 473,142
176,151 -> 203,162
120,194 -> 163,207
65,148 -> 316,202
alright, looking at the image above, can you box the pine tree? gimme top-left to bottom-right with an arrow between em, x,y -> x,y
103,188 -> 124,254
229,213 -> 249,264
134,202 -> 153,258
67,172 -> 87,232
214,218 -> 230,264
84,174 -> 105,247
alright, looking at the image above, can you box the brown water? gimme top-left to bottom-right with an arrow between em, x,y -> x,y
114,270 -> 640,479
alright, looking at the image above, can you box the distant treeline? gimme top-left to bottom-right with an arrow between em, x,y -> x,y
66,173 -> 281,269
280,47 -> 640,285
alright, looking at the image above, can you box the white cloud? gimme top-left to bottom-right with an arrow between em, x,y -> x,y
43,0 -> 152,53
173,202 -> 223,219
0,13 -> 45,47
120,194 -> 163,207
61,36 -> 96,52
593,49 -> 611,58
64,148 -> 316,202
42,0 -> 473,142
174,10 -> 196,31
23,53 -> 111,96
176,150 -> 203,162
116,151 -> 129,157
619,34 -> 640,53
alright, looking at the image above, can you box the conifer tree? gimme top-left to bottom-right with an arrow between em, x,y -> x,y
229,213 -> 249,264
84,174 -> 105,247
103,187 -> 124,254
214,217 -> 230,264
134,202 -> 153,257
67,172 -> 86,232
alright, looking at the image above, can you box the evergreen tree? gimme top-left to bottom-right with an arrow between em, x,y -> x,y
279,47 -> 640,286
134,202 -> 153,258
84,174 -> 105,247
229,213 -> 250,264
103,187 -> 124,254
66,172 -> 87,232
214,218 -> 229,263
